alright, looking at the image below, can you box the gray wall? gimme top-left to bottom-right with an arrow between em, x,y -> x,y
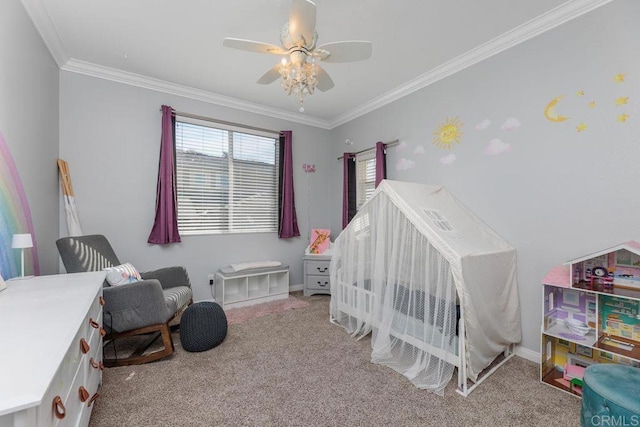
59,72 -> 332,301
0,0 -> 59,276
11,0 -> 637,354
330,0 -> 640,352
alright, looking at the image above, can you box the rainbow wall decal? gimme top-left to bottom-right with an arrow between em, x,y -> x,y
0,131 -> 40,278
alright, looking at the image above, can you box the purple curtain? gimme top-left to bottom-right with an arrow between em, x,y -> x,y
342,153 -> 356,229
278,131 -> 300,238
375,141 -> 387,188
148,105 -> 181,244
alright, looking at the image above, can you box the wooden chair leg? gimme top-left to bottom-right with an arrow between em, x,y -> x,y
103,323 -> 174,367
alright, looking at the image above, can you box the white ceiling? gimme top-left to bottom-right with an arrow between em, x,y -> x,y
22,0 -> 611,129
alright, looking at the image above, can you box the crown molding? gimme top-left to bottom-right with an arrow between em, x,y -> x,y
20,0 -> 69,67
329,0 -> 613,129
23,0 -> 611,130
61,59 -> 332,129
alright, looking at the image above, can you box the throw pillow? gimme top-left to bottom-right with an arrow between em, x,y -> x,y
104,262 -> 142,286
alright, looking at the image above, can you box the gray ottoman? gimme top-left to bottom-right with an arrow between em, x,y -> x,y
180,302 -> 228,352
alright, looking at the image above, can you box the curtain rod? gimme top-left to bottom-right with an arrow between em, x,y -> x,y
337,139 -> 400,160
161,108 -> 280,135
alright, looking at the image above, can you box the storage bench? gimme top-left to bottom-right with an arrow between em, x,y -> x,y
214,264 -> 289,309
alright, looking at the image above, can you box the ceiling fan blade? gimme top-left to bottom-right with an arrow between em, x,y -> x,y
289,0 -> 316,48
315,41 -> 372,63
315,65 -> 334,92
257,64 -> 281,85
223,38 -> 286,55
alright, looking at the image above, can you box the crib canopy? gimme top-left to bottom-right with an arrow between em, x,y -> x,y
330,179 -> 521,393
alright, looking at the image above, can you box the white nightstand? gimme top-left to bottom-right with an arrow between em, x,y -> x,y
303,253 -> 331,296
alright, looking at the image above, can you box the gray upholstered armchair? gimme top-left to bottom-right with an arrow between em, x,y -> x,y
56,234 -> 192,367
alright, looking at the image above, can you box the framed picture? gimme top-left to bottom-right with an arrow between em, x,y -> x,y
598,351 -> 614,361
576,345 -> 593,358
309,229 -> 331,254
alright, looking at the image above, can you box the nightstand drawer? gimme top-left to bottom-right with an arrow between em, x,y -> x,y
306,275 -> 330,290
306,260 -> 330,276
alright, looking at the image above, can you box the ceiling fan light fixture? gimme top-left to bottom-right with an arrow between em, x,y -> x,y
280,57 -> 317,112
223,0 -> 371,114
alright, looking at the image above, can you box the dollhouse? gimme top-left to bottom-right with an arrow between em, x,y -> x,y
540,242 -> 640,397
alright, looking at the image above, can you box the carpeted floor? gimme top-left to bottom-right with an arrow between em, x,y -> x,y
90,293 -> 581,427
225,296 -> 309,325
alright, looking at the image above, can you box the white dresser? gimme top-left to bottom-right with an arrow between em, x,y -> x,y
0,272 -> 105,427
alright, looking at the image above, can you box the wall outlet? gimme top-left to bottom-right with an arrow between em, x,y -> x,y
208,274 -> 215,286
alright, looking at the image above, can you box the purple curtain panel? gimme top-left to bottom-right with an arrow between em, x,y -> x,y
278,130 -> 300,238
148,105 -> 181,244
375,141 -> 387,188
342,153 -> 356,229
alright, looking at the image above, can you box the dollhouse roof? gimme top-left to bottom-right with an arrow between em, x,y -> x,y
564,241 -> 640,265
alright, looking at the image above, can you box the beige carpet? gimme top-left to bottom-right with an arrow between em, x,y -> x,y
90,293 -> 581,427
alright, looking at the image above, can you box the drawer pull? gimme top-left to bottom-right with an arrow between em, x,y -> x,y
316,267 -> 328,273
90,357 -> 100,369
316,281 -> 329,287
52,396 -> 66,419
100,327 -> 106,337
99,296 -> 105,306
78,386 -> 90,402
88,393 -> 100,407
89,318 -> 100,329
80,338 -> 90,354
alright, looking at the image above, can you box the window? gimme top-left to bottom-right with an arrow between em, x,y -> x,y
175,119 -> 279,234
356,155 -> 376,209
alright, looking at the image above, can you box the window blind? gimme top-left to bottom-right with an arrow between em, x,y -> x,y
175,121 -> 279,234
356,157 -> 376,209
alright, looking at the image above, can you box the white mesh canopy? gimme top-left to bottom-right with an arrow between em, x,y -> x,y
330,180 -> 521,395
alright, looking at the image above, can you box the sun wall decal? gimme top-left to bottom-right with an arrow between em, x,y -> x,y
433,117 -> 464,149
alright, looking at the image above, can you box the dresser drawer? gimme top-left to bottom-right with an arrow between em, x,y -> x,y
37,326 -> 85,426
57,361 -> 95,427
306,275 -> 330,291
306,260 -> 330,276
36,294 -> 102,427
84,336 -> 103,394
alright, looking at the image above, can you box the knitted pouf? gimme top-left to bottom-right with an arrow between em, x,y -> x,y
180,302 -> 228,352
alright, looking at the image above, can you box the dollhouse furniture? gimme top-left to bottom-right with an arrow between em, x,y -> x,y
214,264 -> 289,309
0,272 -> 105,427
180,302 -> 228,352
540,242 -> 640,397
581,364 -> 640,426
56,234 -> 193,367
564,364 -> 585,395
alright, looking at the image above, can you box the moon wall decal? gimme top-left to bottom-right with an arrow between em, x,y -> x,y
544,95 -> 570,122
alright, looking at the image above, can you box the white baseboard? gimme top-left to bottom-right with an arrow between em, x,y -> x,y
515,345 -> 540,363
289,284 -> 303,292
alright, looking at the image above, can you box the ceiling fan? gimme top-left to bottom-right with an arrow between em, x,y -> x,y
223,0 -> 372,112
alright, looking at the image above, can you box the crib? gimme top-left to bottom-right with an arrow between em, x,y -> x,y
329,180 -> 521,396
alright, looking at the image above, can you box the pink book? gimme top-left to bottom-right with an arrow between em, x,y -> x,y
310,229 -> 330,254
